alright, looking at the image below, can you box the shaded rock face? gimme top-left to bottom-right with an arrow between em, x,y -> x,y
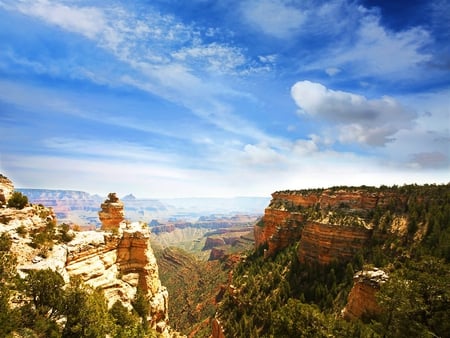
342,268 -> 388,321
0,174 -> 14,204
203,237 -> 226,250
99,193 -> 124,231
254,208 -> 304,257
297,222 -> 371,265
209,248 -> 226,261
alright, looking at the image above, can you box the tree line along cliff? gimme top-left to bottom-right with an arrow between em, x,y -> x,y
216,184 -> 450,338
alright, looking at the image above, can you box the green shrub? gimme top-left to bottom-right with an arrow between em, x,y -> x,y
7,191 -> 28,209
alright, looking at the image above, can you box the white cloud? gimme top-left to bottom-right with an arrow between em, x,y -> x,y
240,0 -> 306,39
291,80 -> 417,146
240,143 -> 284,166
325,67 -> 341,76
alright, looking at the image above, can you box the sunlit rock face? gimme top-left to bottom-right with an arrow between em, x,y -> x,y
0,174 -> 14,204
1,185 -> 171,335
342,268 -> 388,321
65,223 -> 169,333
99,193 -> 124,231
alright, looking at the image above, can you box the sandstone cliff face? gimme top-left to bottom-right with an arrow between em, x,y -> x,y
254,208 -> 304,257
0,174 -> 14,204
342,268 -> 388,321
255,187 -> 408,261
65,223 -> 169,331
297,222 -> 371,265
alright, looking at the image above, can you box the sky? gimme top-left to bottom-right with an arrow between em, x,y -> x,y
0,0 -> 449,198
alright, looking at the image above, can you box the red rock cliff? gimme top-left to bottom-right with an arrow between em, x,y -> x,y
254,208 -> 304,257
297,222 -> 371,265
255,187 -> 407,261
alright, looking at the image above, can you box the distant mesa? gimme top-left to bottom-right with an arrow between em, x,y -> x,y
122,193 -> 137,201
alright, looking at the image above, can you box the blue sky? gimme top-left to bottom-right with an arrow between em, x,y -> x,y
0,0 -> 449,198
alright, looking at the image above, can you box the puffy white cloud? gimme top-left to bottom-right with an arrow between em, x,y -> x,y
291,80 -> 417,146
241,143 -> 284,166
240,0 -> 305,39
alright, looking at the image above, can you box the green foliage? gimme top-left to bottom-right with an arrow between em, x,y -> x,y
217,184 -> 450,338
63,279 -> 115,338
30,219 -> 57,257
22,269 -> 65,319
57,223 -> 75,243
132,287 -> 150,321
155,246 -> 228,335
7,191 -> 28,209
376,257 -> 450,338
0,232 -> 12,252
0,250 -> 155,338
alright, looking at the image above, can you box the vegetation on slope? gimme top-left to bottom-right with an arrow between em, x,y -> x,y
217,184 -> 450,337
155,246 -> 228,337
0,232 -> 160,338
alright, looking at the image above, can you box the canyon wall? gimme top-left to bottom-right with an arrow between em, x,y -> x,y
297,222 -> 371,265
255,187 -> 409,261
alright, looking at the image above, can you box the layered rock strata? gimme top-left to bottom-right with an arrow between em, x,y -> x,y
254,208 -> 304,257
297,222 -> 371,265
255,187 -> 408,260
99,193 -> 124,230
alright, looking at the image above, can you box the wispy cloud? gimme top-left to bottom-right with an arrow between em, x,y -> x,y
240,0 -> 306,39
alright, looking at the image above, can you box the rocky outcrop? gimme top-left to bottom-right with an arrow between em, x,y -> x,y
297,222 -> 371,265
209,248 -> 226,261
342,268 -> 388,320
99,193 -> 124,231
203,237 -> 226,250
1,187 -> 172,335
0,174 -> 14,204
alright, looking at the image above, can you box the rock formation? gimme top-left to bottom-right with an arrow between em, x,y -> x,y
0,186 -> 174,336
342,268 -> 388,320
99,192 -> 124,231
0,174 -> 14,204
255,187 -> 409,261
